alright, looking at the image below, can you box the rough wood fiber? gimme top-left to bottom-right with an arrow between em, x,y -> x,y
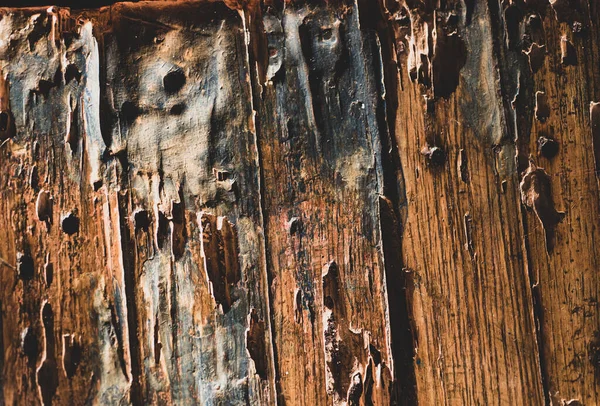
492,0 -> 600,404
385,0 -> 545,404
3,0 -> 600,405
0,3 -> 276,405
250,1 -> 398,405
0,6 -> 131,404
96,3 -> 275,404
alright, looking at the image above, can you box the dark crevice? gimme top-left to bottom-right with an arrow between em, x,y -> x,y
109,297 -> 129,381
246,309 -> 268,380
357,0 -> 417,404
156,211 -> 170,250
38,303 -> 58,406
153,316 -> 161,366
198,213 -> 240,313
17,252 -> 35,281
67,99 -> 80,154
23,327 -> 39,370
168,254 -> 179,369
62,335 -> 82,379
134,209 -> 150,232
36,189 -> 53,224
120,101 -> 140,127
117,191 -> 143,406
245,4 -> 281,400
65,64 -> 81,84
171,190 -> 187,260
61,212 -> 80,235
0,112 -> 8,132
44,261 -> 53,287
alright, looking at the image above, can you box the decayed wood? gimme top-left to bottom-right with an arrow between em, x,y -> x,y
385,1 -> 545,404
2,0 -> 600,405
96,3 -> 276,404
0,3 -> 276,405
251,2 -> 397,404
494,1 -> 600,403
0,7 -> 131,404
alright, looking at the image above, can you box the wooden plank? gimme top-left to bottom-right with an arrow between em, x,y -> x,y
251,1 -> 398,404
4,1 -> 600,405
493,0 -> 600,403
0,6 -> 131,404
0,2 -> 277,404
386,0 -> 546,404
94,1 -> 276,404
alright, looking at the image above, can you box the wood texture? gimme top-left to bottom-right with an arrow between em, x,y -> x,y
493,1 -> 600,403
1,0 -> 600,405
387,1 -> 545,404
252,2 -> 396,404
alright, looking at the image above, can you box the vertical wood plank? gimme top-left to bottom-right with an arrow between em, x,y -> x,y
0,2 -> 277,404
252,1 -> 398,404
492,0 -> 600,403
96,2 -> 276,404
0,7 -> 131,404
386,0 -> 546,404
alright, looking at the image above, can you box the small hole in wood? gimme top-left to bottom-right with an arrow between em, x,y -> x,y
17,252 -> 35,281
65,64 -> 81,84
170,103 -> 185,115
163,69 -> 186,94
61,213 -> 79,235
120,101 -> 140,124
538,136 -> 559,159
134,210 -> 150,231
214,169 -> 230,182
321,28 -> 333,41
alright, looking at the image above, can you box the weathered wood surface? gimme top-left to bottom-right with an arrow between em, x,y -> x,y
387,0 -> 546,404
1,0 -> 600,405
251,2 -> 397,404
494,1 -> 600,404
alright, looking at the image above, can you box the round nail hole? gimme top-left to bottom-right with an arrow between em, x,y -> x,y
538,136 -> 559,159
163,69 -> 186,94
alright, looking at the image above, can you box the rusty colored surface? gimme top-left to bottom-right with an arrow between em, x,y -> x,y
1,0 -> 600,405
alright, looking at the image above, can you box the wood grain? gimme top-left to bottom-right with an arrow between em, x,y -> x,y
493,0 -> 600,403
251,2 -> 397,404
386,0 -> 545,404
2,0 -> 600,405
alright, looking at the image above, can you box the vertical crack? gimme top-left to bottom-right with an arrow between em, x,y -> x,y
356,1 -> 418,404
117,189 -> 143,406
241,5 -> 280,403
